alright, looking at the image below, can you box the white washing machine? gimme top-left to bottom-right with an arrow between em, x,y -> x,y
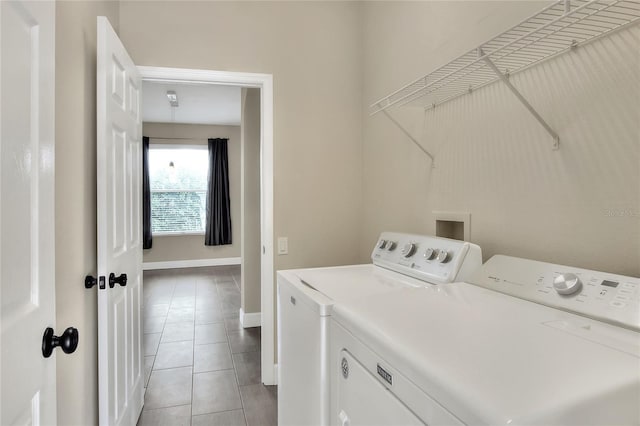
330,255 -> 640,425
277,232 -> 482,426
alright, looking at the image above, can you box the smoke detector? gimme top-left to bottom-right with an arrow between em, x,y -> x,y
166,91 -> 179,107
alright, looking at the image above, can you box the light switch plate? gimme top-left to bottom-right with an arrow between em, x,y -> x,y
278,237 -> 288,255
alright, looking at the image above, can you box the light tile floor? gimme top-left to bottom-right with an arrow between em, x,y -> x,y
138,266 -> 277,426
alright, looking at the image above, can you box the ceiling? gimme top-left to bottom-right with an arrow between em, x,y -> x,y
142,81 -> 242,126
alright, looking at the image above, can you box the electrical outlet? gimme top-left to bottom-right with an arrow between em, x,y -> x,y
278,237 -> 288,255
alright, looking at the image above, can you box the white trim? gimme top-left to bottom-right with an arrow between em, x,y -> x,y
138,66 -> 269,88
142,257 -> 241,270
273,364 -> 279,385
260,74 -> 275,386
239,308 -> 262,328
138,66 -> 275,385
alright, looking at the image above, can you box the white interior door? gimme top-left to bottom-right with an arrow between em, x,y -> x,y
96,16 -> 144,426
0,0 -> 57,424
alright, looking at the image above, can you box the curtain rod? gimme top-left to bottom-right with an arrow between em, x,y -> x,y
148,136 -> 206,141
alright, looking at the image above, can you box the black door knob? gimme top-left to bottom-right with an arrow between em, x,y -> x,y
85,275 -> 97,288
42,327 -> 79,358
109,273 -> 127,288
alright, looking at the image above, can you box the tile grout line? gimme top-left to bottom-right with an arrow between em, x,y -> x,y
189,274 -> 195,426
191,407 -> 248,422
142,267 -> 251,425
220,270 -> 249,426
232,331 -> 250,426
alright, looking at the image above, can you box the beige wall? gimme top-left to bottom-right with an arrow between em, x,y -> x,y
55,2 -> 120,425
53,4 -> 363,421
361,2 -> 640,277
241,89 -> 262,314
119,1 -> 364,274
52,3 -> 638,423
142,122 -> 242,263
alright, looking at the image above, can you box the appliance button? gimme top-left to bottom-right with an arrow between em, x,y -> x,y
377,239 -> 387,249
386,241 -> 396,251
614,295 -> 631,301
436,250 -> 450,263
621,283 -> 636,290
618,288 -> 633,295
609,300 -> 626,308
553,273 -> 582,295
423,248 -> 437,260
401,243 -> 416,258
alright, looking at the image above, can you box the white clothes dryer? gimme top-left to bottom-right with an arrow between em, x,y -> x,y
276,232 -> 482,426
330,255 -> 640,425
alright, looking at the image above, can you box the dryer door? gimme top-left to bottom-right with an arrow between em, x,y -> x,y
336,350 -> 424,426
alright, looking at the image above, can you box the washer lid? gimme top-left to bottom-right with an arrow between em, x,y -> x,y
278,264 -> 429,316
332,283 -> 640,425
296,264 -> 427,298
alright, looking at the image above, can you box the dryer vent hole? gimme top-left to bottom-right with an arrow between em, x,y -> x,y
436,220 -> 464,241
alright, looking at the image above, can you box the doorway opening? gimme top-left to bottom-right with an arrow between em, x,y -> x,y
138,66 -> 275,385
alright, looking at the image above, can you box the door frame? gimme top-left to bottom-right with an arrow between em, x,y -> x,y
137,66 -> 276,385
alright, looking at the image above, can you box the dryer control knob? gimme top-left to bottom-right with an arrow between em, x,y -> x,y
386,241 -> 396,251
553,273 -> 582,295
377,239 -> 387,249
436,249 -> 450,263
401,243 -> 416,258
424,248 -> 438,260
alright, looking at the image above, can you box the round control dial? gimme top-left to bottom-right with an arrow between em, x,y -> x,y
436,249 -> 450,263
401,243 -> 417,258
423,248 -> 438,260
386,241 -> 396,251
377,239 -> 387,249
553,273 -> 582,295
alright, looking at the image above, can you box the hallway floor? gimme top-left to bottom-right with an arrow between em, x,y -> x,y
138,266 -> 276,426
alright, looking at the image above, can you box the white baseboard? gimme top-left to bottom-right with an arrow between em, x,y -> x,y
142,257 -> 241,271
239,308 -> 262,328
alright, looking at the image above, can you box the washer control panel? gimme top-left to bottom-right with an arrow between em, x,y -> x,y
371,232 -> 482,284
470,255 -> 640,331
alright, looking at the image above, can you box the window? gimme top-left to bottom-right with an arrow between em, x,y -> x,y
149,145 -> 208,235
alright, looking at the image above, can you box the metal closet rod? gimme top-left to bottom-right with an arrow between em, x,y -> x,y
148,136 -> 208,140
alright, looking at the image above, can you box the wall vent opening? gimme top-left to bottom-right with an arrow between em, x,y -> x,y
436,220 -> 465,241
433,211 -> 471,241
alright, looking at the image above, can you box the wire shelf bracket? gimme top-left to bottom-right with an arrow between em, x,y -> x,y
382,110 -> 435,164
370,0 -> 640,151
478,47 -> 561,150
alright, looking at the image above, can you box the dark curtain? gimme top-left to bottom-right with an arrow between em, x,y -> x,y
205,138 -> 232,246
142,136 -> 153,249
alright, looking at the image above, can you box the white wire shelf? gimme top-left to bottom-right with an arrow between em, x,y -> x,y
370,0 -> 640,116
